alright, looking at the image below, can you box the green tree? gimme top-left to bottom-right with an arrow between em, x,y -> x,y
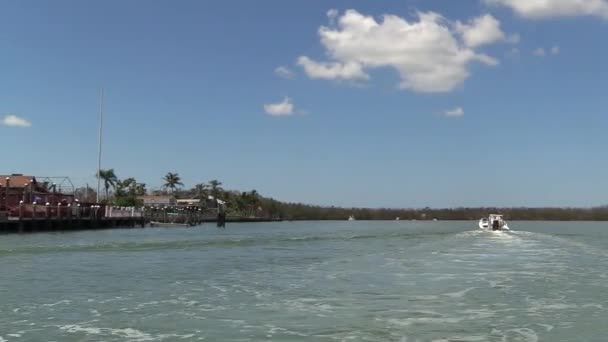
208,179 -> 223,199
247,190 -> 261,216
163,172 -> 184,194
194,183 -> 209,199
96,169 -> 118,200
113,177 -> 146,206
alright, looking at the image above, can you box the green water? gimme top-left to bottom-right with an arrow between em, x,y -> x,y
1,221 -> 608,341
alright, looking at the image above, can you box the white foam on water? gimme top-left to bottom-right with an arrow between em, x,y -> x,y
156,333 -> 196,340
41,300 -> 71,307
264,324 -> 287,336
59,324 -> 103,334
197,304 -> 226,312
0,336 -> 7,342
533,323 -> 554,332
283,298 -> 336,314
442,287 -> 477,298
506,328 -> 539,342
541,303 -> 574,310
459,308 -> 497,320
410,295 -> 439,300
386,316 -> 463,327
431,274 -> 458,281
108,328 -> 156,341
59,324 -> 172,341
219,319 -> 246,325
230,284 -> 271,299
6,334 -> 21,337
210,285 -> 227,293
525,297 -> 578,315
135,301 -> 160,309
430,336 -> 487,342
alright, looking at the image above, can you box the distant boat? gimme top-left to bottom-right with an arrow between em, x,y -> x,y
348,215 -> 356,221
479,214 -> 510,231
395,217 -> 400,221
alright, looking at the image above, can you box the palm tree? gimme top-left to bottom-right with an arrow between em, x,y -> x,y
96,169 -> 118,200
163,172 -> 184,194
194,183 -> 209,199
208,179 -> 223,199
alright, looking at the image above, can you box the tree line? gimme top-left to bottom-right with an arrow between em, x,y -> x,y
87,169 -> 608,220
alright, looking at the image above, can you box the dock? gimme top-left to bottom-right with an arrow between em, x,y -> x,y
0,216 -> 145,233
0,204 -> 282,234
0,204 -> 145,234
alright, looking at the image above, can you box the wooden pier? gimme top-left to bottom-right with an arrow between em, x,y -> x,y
0,204 -> 282,234
0,204 -> 145,234
0,216 -> 145,234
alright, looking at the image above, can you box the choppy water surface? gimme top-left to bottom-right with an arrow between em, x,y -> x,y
1,221 -> 608,341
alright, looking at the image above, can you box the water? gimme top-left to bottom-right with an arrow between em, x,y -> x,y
1,221 -> 608,341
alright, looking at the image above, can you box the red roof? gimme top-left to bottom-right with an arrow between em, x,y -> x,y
1,175 -> 36,188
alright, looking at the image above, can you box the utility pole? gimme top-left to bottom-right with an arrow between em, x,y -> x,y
96,88 -> 104,203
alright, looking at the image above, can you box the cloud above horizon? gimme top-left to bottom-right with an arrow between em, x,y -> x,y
443,107 -> 465,118
455,14 -> 518,48
1,114 -> 31,127
484,0 -> 608,19
297,10 -> 515,93
275,66 -> 295,80
264,97 -> 295,116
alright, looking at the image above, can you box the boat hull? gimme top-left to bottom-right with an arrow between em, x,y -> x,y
478,219 -> 489,230
478,218 -> 510,231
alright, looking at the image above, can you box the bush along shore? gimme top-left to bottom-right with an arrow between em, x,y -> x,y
86,169 -> 608,222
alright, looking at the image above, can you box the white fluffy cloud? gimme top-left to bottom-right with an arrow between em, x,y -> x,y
444,107 -> 465,118
551,45 -> 561,55
484,0 -> 608,19
455,14 -> 508,47
297,56 -> 369,81
298,10 -> 509,93
1,114 -> 31,127
264,97 -> 294,116
275,66 -> 295,79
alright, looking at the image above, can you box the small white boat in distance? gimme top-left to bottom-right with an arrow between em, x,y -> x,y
348,215 -> 356,221
479,214 -> 510,231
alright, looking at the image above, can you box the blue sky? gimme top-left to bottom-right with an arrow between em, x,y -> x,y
1,0 -> 607,208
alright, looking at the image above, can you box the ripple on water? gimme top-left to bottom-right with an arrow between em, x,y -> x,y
2,222 -> 608,341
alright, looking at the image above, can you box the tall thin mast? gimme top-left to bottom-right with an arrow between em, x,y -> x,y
96,88 -> 104,203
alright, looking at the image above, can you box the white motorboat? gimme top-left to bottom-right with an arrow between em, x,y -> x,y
348,215 -> 356,221
478,214 -> 510,231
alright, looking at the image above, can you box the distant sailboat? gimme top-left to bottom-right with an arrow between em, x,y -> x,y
348,215 -> 355,221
